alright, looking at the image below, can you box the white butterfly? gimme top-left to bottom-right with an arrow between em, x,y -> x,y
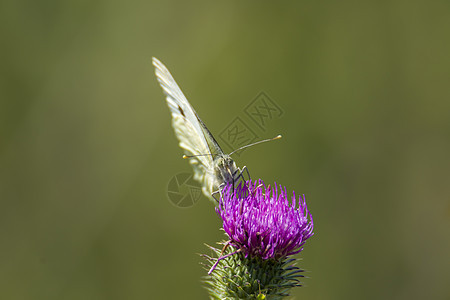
152,57 -> 249,202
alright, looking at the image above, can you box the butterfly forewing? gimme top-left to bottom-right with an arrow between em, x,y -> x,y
194,111 -> 225,156
153,57 -> 233,200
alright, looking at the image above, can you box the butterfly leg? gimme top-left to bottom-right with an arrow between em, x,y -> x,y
234,166 -> 251,187
211,189 -> 223,203
235,166 -> 257,195
230,166 -> 250,196
232,166 -> 247,185
242,165 -> 250,181
239,166 -> 251,181
211,183 -> 226,203
211,190 -> 220,202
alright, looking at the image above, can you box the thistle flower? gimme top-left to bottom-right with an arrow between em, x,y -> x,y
218,180 -> 313,260
203,180 -> 314,299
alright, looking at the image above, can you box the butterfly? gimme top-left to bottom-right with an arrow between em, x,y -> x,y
152,57 -> 250,202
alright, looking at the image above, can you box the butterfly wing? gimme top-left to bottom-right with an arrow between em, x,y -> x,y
152,57 -> 220,199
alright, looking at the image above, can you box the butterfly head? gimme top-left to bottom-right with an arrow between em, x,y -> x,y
214,154 -> 238,185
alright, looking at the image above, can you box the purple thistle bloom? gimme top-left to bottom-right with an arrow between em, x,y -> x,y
217,180 -> 314,260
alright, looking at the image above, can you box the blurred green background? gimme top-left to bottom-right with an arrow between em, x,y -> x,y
1,0 -> 449,299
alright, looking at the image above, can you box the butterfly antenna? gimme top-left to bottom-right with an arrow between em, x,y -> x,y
182,153 -> 216,159
229,135 -> 282,156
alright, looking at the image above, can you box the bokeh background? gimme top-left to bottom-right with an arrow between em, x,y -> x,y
1,1 -> 449,299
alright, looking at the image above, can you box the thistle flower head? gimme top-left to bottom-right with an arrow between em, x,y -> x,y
217,180 -> 314,260
203,180 -> 315,298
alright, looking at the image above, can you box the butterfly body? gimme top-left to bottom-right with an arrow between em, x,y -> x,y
153,57 -> 247,202
213,154 -> 239,187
